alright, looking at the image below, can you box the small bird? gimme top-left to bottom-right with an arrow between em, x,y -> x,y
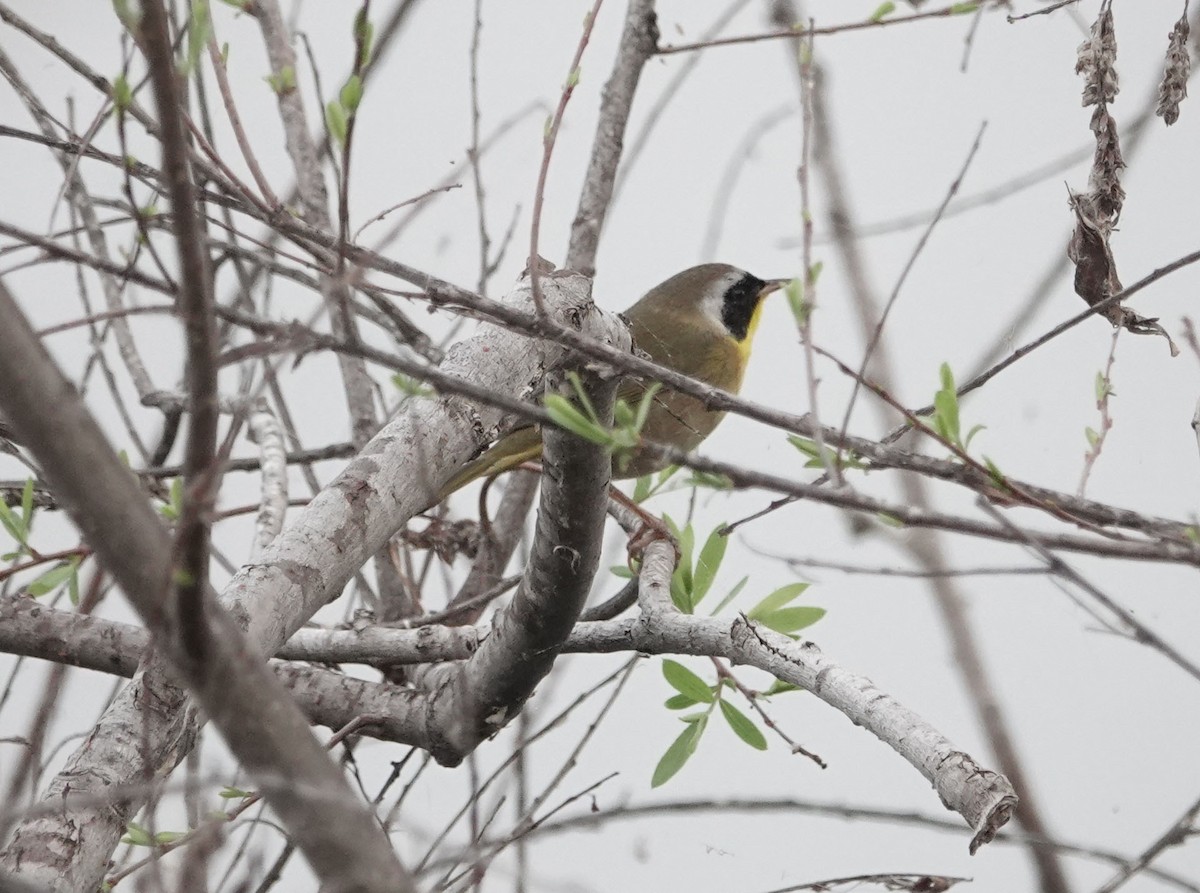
439,263 -> 786,499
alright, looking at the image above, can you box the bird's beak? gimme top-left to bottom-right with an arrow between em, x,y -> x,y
760,278 -> 790,297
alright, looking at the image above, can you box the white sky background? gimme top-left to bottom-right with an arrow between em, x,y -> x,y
3,1 -> 1200,891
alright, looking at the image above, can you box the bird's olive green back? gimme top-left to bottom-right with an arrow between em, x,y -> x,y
436,264 -> 764,498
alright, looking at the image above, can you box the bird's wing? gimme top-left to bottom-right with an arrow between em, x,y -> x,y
437,424 -> 544,501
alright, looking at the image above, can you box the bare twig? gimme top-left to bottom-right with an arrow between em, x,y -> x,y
565,0 -> 658,275
658,2 -> 1002,55
1095,792 -> 1200,893
529,0 -> 605,311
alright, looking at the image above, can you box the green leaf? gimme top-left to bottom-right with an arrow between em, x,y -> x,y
325,100 -> 348,145
339,74 -> 363,114
160,478 -> 183,521
613,400 -> 635,429
787,435 -> 820,459
876,512 -> 905,528
265,66 -> 296,94
20,479 -> 34,529
949,1 -> 979,12
747,582 -> 809,620
662,659 -> 713,704
869,1 -> 896,21
686,471 -> 733,490
565,66 -> 581,89
113,74 -> 133,112
933,383 -> 960,445
691,527 -> 727,607
567,373 -> 600,423
632,474 -> 652,503
219,786 -> 252,799
651,716 -> 706,787
391,372 -> 433,398
758,606 -> 826,634
354,9 -> 374,66
664,516 -> 694,589
785,278 -> 808,326
112,0 -> 139,30
719,700 -> 768,750
544,395 -> 611,446
28,561 -> 78,597
1085,426 -> 1100,448
609,564 -> 634,579
633,383 -> 662,434
964,423 -> 986,450
664,693 -> 698,710
762,679 -> 802,697
669,573 -> 691,613
1095,371 -> 1113,402
122,822 -> 153,847
0,499 -> 27,546
183,0 -> 211,77
154,830 -> 185,844
983,456 -> 1005,488
709,575 -> 749,616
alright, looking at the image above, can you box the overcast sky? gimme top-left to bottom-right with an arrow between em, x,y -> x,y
3,1 -> 1200,891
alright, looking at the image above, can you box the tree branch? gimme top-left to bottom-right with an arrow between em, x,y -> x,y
565,0 -> 658,275
0,277 -> 413,892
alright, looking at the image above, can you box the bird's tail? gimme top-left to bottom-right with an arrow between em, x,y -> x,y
436,425 -> 543,502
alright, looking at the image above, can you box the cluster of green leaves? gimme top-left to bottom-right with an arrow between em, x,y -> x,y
653,657 -> 805,787
614,519 -> 825,635
653,660 -> 764,786
930,362 -> 985,453
630,520 -> 823,785
543,373 -> 662,473
121,821 -> 185,848
928,363 -> 1006,488
119,785 -> 252,856
664,519 -> 739,614
1,480 -> 82,603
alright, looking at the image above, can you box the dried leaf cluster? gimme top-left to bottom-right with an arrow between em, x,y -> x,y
1068,1 -> 1180,356
1156,10 -> 1192,126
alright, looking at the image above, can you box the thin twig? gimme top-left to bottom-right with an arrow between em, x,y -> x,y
838,121 -> 986,440
658,2 -> 1002,55
528,0 -> 605,311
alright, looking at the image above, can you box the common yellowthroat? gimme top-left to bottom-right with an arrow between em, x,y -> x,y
439,264 -> 785,499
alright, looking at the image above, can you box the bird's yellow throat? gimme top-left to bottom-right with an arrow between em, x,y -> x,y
737,296 -> 768,363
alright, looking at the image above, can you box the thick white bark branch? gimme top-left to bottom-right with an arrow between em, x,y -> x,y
225,272 -> 625,654
4,581 -> 1015,851
0,273 -> 619,890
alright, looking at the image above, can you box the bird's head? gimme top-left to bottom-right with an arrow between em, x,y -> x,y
639,263 -> 787,353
